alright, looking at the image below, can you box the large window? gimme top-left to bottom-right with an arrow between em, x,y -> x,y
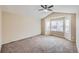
50,18 -> 64,32
65,19 -> 70,33
45,21 -> 50,32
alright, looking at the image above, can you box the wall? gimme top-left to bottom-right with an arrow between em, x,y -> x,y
76,12 -> 79,52
41,19 -> 45,35
71,14 -> 76,42
64,16 -> 71,41
51,31 -> 64,38
2,11 -> 41,44
45,19 -> 50,35
0,8 -> 2,51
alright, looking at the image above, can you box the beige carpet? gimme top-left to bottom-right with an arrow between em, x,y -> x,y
1,35 -> 77,53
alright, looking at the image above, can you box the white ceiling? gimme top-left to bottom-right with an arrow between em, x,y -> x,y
1,5 -> 79,19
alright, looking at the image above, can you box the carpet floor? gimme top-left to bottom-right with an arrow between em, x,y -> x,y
1,35 -> 77,53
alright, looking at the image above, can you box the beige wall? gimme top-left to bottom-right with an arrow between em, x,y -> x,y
2,11 -> 41,44
51,31 -> 64,38
0,8 -> 2,50
41,19 -> 45,35
64,16 -> 71,41
71,14 -> 76,42
41,19 -> 50,35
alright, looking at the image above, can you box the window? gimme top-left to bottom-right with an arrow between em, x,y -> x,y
45,21 -> 50,32
50,19 -> 64,32
65,19 -> 70,33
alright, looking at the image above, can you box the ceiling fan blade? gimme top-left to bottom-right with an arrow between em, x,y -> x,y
41,5 -> 45,8
38,9 -> 44,11
48,5 -> 54,8
47,9 -> 52,11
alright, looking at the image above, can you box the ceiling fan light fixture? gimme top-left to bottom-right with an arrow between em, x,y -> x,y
44,9 -> 48,12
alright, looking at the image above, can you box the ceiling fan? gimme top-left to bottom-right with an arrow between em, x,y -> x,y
39,5 -> 54,12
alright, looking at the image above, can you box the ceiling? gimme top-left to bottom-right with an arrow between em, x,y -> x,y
1,5 -> 79,19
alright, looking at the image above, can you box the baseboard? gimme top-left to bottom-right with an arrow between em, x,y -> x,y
2,34 -> 41,45
49,35 -> 65,39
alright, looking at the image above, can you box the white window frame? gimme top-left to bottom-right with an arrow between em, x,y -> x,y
50,17 -> 64,32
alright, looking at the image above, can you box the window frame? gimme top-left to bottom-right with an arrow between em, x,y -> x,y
50,17 -> 64,32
